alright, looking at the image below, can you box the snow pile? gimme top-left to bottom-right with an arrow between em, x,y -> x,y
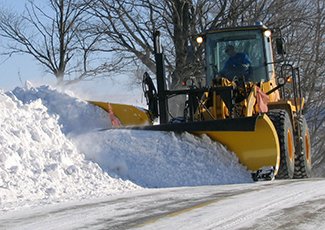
1,84 -> 253,211
0,89 -> 137,211
10,83 -> 110,136
76,130 -> 253,187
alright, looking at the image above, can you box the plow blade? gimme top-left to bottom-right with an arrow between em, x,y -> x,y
197,114 -> 280,173
89,101 -> 152,126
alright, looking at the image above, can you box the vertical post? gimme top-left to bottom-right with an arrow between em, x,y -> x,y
153,31 -> 168,124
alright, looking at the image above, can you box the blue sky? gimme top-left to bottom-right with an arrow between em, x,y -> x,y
0,0 -> 49,90
0,1 -> 144,104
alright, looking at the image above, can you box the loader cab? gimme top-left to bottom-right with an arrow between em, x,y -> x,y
202,25 -> 275,86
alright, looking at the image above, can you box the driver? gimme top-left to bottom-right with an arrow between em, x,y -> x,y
220,45 -> 251,80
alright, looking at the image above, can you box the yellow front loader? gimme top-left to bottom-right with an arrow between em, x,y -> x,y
91,25 -> 312,180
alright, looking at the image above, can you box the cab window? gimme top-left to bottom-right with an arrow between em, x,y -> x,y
205,30 -> 268,85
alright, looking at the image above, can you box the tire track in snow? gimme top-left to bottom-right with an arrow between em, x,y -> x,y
197,179 -> 325,230
242,197 -> 325,230
129,180 -> 308,229
129,179 -> 324,229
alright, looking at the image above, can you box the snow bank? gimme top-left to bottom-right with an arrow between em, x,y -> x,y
9,83 -> 110,136
1,83 -> 253,211
0,88 -> 137,211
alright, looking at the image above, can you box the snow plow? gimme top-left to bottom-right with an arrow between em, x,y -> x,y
91,24 -> 312,180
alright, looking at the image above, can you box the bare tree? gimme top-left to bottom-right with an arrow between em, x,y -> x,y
0,0 -> 118,85
89,0 -> 304,88
288,0 -> 325,175
89,0 -> 230,89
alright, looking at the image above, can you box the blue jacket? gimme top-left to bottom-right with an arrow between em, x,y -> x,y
221,53 -> 251,80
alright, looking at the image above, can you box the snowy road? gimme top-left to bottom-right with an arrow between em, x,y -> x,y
2,178 -> 325,230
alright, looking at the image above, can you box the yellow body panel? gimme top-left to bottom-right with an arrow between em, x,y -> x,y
261,76 -> 280,102
196,114 -> 280,172
89,101 -> 152,126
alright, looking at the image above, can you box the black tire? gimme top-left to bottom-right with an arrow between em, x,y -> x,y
268,110 -> 295,179
293,116 -> 312,178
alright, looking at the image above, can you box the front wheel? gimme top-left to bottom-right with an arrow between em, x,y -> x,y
268,110 -> 295,179
293,116 -> 312,178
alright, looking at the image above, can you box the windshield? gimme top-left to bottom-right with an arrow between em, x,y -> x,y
205,29 -> 268,85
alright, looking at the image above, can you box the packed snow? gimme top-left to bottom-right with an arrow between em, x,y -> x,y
0,83 -> 252,213
2,179 -> 325,230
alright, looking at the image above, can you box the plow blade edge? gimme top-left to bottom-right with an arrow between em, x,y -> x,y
196,115 -> 280,173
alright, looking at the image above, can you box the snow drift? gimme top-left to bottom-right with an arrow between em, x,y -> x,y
0,86 -> 137,211
1,84 -> 252,211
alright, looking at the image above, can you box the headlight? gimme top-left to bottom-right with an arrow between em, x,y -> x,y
196,36 -> 204,44
264,30 -> 272,38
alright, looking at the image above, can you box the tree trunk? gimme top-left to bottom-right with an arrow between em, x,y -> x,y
56,71 -> 65,85
171,0 -> 191,89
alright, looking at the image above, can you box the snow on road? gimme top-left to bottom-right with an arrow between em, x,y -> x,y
1,179 -> 325,230
141,179 -> 325,230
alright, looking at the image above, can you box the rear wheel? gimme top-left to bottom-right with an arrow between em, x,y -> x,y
268,110 -> 295,179
293,116 -> 312,178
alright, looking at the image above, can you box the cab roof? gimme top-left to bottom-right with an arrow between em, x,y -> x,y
206,24 -> 269,34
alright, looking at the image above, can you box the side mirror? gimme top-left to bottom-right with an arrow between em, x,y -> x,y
276,38 -> 286,55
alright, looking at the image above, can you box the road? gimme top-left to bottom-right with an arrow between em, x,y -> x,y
1,178 -> 325,230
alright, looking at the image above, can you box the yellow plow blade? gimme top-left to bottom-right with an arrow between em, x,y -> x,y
89,101 -> 152,126
88,101 -> 279,174
199,114 -> 280,173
